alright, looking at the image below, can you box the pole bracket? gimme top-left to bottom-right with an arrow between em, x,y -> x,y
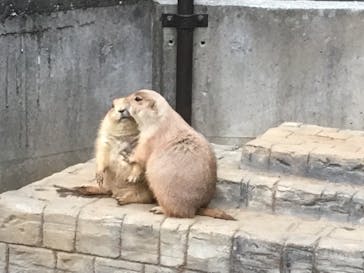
161,13 -> 208,29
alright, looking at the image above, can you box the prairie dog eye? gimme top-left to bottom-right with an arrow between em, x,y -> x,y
135,96 -> 143,102
111,103 -> 115,108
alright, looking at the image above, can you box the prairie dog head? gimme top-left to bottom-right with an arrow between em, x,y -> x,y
108,98 -> 132,122
104,97 -> 138,135
122,89 -> 169,129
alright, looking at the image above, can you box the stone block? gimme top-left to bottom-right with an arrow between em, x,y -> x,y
232,231 -> 283,273
187,218 -> 239,273
275,176 -> 325,218
282,245 -> 313,273
319,185 -> 355,222
244,173 -> 278,211
261,127 -> 295,140
0,242 -> 7,273
76,198 -> 125,258
62,162 -> 90,175
121,204 -> 165,264
315,235 -> 364,273
94,257 -> 142,273
232,211 -> 299,273
349,190 -> 364,223
214,144 -> 241,169
9,266 -> 55,273
270,144 -> 310,174
213,166 -> 244,209
347,136 -> 364,147
211,180 -> 242,209
241,145 -> 270,170
295,124 -> 323,136
245,137 -> 274,149
0,192 -> 45,246
308,145 -> 364,183
18,183 -> 62,202
8,245 -> 55,273
145,265 -> 179,273
44,198 -> 94,251
18,168 -> 94,202
217,165 -> 245,184
317,129 -> 351,140
282,222 -> 334,273
0,242 -> 7,261
56,252 -> 94,273
240,123 -> 364,180
160,218 -> 195,267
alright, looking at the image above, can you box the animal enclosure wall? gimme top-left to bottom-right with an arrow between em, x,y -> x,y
1,0 -> 364,191
156,0 -> 364,144
0,0 -> 153,191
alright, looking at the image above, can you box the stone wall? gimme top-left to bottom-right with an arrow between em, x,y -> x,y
1,139 -> 364,273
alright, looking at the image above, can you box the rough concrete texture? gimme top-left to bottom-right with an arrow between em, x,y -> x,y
0,242 -> 7,273
2,163 -> 364,273
241,123 -> 364,183
2,143 -> 364,272
211,143 -> 364,224
0,0 -> 123,21
2,0 -> 364,190
2,143 -> 362,227
154,0 -> 364,144
0,0 -> 153,192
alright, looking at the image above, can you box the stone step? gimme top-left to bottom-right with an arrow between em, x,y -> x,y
216,166 -> 364,224
214,144 -> 364,224
1,178 -> 364,273
241,123 -> 364,184
13,144 -> 364,225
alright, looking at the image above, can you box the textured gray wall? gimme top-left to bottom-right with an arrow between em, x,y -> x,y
2,0 -> 364,191
193,2 -> 364,144
0,0 -> 153,192
156,0 -> 364,144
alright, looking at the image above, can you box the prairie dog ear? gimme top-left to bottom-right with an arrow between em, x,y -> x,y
148,99 -> 156,111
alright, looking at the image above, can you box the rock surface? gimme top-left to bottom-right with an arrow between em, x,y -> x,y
241,123 -> 364,184
1,126 -> 364,272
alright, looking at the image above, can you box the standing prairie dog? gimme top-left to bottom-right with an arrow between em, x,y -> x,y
56,98 -> 154,205
121,89 -> 234,220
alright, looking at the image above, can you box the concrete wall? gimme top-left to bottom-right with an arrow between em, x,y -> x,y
2,0 -> 364,191
156,0 -> 364,144
197,1 -> 364,143
0,0 -> 153,192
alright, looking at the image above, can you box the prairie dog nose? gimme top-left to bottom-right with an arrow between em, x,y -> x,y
119,108 -> 131,119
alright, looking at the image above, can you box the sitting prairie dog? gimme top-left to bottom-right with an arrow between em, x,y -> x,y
56,98 -> 154,205
121,89 -> 234,220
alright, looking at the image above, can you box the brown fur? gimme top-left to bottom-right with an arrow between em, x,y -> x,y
56,98 -> 154,205
123,89 -> 235,220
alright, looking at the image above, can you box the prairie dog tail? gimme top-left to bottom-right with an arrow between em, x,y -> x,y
54,185 -> 111,197
197,208 -> 236,221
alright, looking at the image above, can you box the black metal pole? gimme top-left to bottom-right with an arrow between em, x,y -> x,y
176,0 -> 194,124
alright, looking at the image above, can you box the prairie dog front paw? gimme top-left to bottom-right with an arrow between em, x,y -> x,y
96,171 -> 104,187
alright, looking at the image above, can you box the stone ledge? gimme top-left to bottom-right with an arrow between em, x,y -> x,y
214,145 -> 364,224
2,144 -> 364,272
1,200 -> 364,273
241,123 -> 364,184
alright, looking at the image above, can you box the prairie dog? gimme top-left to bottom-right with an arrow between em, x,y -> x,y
121,89 -> 234,220
57,98 -> 154,205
